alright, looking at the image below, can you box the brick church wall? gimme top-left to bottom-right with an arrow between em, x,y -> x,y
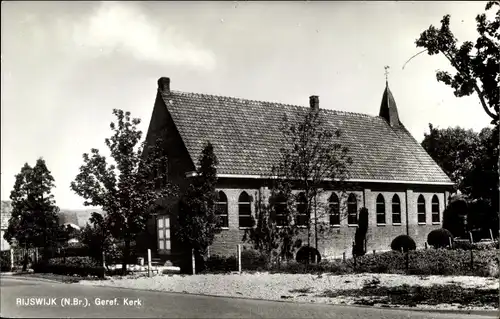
208,183 -> 448,260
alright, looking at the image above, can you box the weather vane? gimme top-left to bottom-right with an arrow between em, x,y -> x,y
384,65 -> 390,82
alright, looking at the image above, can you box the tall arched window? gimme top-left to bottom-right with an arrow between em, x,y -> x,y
432,195 -> 440,223
329,193 -> 340,226
392,194 -> 401,224
238,192 -> 252,228
215,191 -> 229,228
273,192 -> 288,227
376,194 -> 386,224
296,192 -> 309,226
417,195 -> 426,224
347,193 -> 358,225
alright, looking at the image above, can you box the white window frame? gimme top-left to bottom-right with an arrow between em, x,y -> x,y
157,215 -> 171,252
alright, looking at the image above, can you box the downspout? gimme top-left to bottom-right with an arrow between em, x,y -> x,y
405,190 -> 409,236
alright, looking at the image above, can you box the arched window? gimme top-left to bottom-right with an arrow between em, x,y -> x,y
329,193 -> 340,226
376,194 -> 386,225
215,191 -> 228,228
347,193 -> 358,225
238,192 -> 252,228
392,194 -> 401,224
273,192 -> 288,227
296,192 -> 309,226
417,195 -> 426,224
432,195 -> 440,223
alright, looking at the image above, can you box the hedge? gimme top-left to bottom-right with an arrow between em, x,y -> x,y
33,256 -> 105,278
268,249 -> 500,277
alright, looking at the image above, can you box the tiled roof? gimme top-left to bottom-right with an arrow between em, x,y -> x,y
159,87 -> 452,185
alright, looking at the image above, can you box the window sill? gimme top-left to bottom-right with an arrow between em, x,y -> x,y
432,222 -> 441,225
239,227 -> 252,230
220,227 -> 229,230
418,222 -> 426,225
296,225 -> 308,229
377,223 -> 386,226
392,223 -> 402,226
348,224 -> 358,227
330,224 -> 341,228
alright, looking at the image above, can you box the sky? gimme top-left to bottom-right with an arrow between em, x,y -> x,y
1,1 -> 493,210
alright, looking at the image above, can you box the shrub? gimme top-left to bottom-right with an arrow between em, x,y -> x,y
353,207 -> 369,257
33,256 -> 105,278
391,235 -> 417,252
241,249 -> 268,270
0,251 -> 11,271
427,228 -> 454,249
454,239 -> 499,251
296,246 -> 321,264
204,255 -> 237,273
267,249 -> 500,277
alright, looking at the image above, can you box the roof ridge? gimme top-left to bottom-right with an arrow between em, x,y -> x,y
169,90 -> 375,118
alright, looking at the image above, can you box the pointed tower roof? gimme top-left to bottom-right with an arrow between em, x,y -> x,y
379,80 -> 401,127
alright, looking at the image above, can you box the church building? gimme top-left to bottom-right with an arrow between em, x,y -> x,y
143,77 -> 454,261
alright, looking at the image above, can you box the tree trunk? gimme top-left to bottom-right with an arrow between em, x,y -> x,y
122,239 -> 130,275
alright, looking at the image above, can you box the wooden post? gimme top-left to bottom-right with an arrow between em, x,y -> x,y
147,249 -> 152,277
207,246 -> 211,259
342,252 -> 346,263
470,249 -> 474,270
424,242 -> 428,250
448,237 -> 453,249
191,249 -> 196,275
102,251 -> 106,269
489,229 -> 494,241
372,250 -> 376,256
469,231 -> 474,243
237,245 -> 242,273
10,249 -> 14,271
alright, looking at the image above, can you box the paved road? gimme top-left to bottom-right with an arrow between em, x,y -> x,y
0,276 -> 496,318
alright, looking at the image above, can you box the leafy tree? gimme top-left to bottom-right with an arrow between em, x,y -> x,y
4,158 -> 63,269
242,194 -> 281,268
421,124 -> 482,192
78,212 -> 111,265
422,124 -> 499,239
413,1 -> 499,124
71,109 -> 175,274
176,142 -> 222,272
274,107 -> 352,252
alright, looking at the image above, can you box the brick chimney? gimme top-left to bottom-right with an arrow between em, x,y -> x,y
309,95 -> 319,110
158,77 -> 170,95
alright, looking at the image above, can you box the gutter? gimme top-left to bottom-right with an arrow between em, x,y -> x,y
185,171 -> 455,186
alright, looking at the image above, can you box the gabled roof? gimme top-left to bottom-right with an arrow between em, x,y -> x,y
156,78 -> 453,185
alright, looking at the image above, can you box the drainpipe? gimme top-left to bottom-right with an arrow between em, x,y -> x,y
405,190 -> 409,236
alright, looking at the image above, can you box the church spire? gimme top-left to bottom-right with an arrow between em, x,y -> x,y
379,66 -> 401,127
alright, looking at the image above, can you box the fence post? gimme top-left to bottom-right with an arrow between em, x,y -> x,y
191,249 -> 196,275
10,249 -> 14,271
342,252 -> 346,263
469,231 -> 474,243
207,246 -> 211,259
102,251 -> 106,269
448,237 -> 453,249
405,251 -> 409,272
470,249 -> 474,270
373,250 -> 376,256
489,229 -> 494,241
147,249 -> 152,277
237,245 -> 242,274
424,242 -> 428,250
